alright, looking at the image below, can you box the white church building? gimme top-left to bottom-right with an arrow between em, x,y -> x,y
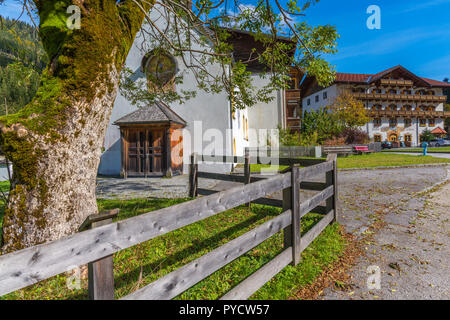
98,6 -> 298,177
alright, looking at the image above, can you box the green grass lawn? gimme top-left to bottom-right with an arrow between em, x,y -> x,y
383,146 -> 450,153
249,153 -> 450,172
1,197 -> 345,300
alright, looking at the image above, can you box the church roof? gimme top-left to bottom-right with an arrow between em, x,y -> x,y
114,101 -> 186,126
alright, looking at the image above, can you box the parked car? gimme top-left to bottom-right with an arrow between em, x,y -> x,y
428,139 -> 450,147
381,141 -> 393,149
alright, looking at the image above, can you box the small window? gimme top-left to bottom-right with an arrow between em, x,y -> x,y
419,118 -> 427,127
373,118 -> 381,126
404,118 -> 412,127
323,91 -> 328,100
429,118 -> 436,126
405,134 -> 412,142
315,95 -> 319,103
374,134 -> 382,142
389,118 -> 397,127
307,98 -> 311,106
388,89 -> 397,94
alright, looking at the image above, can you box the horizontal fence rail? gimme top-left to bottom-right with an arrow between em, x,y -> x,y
0,153 -> 338,300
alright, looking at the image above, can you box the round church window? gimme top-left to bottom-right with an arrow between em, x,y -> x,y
142,50 -> 177,87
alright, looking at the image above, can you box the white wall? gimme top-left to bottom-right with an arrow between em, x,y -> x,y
247,74 -> 285,147
302,84 -> 338,113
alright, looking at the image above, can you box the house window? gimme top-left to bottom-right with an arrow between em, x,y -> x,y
429,118 -> 436,127
307,98 -> 311,106
315,95 -> 319,103
401,105 -> 411,111
405,134 -> 412,142
372,104 -> 382,111
323,91 -> 327,100
404,118 -> 412,127
389,118 -> 397,127
373,118 -> 381,127
374,134 -> 382,142
387,104 -> 397,111
402,90 -> 412,95
388,89 -> 397,94
374,89 -> 382,94
419,118 -> 427,127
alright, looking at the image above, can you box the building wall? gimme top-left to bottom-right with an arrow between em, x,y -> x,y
247,74 -> 285,147
302,84 -> 338,113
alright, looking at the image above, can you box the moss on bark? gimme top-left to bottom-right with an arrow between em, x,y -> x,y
0,0 -> 154,253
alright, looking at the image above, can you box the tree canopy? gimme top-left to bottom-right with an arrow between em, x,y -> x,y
0,15 -> 47,115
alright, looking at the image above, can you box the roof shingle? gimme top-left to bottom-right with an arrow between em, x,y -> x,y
114,101 -> 186,126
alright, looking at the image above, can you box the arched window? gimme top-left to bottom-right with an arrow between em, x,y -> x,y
402,105 -> 412,111
387,104 -> 397,111
372,104 -> 382,110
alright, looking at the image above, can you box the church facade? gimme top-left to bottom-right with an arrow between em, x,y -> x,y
98,6 -> 299,177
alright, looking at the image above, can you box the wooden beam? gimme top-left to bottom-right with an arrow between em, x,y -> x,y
219,248 -> 292,300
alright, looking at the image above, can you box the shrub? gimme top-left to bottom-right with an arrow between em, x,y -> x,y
339,128 -> 369,144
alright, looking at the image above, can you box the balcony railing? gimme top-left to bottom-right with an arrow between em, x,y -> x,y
368,110 -> 450,118
379,79 -> 414,86
354,93 -> 446,102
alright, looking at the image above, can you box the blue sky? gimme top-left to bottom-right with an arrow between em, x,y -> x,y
1,0 -> 449,81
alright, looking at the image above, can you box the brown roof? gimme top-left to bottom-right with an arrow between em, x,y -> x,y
334,65 -> 450,87
335,73 -> 371,83
114,101 -> 186,126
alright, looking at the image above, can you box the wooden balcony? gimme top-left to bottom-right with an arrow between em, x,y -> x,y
379,79 -> 413,86
368,110 -> 450,118
354,93 -> 446,103
285,89 -> 301,101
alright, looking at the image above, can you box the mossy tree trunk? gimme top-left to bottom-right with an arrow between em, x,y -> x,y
0,0 -> 153,253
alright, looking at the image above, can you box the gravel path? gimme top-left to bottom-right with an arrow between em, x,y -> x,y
321,165 -> 450,300
96,175 -> 219,199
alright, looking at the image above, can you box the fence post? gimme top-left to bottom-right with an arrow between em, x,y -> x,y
78,209 -> 119,300
282,167 -> 292,250
326,153 -> 338,223
282,165 -> 301,265
244,148 -> 251,207
189,152 -> 198,197
291,165 -> 301,265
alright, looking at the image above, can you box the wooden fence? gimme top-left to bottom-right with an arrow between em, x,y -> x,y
0,154 -> 338,300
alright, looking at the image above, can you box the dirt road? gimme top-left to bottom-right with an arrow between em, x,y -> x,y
321,166 -> 450,300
